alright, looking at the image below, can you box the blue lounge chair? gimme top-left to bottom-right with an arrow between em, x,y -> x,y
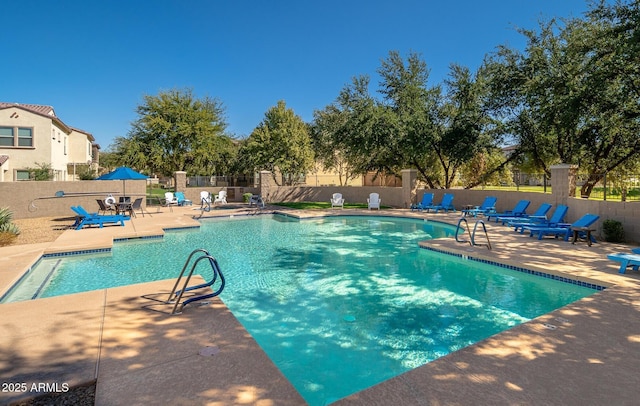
71,206 -> 128,230
410,193 -> 434,212
524,213 -> 599,241
486,199 -> 530,222
510,204 -> 568,233
425,193 -> 456,213
608,248 -> 640,274
175,191 -> 192,206
608,252 -> 640,274
461,196 -> 497,217
497,203 -> 552,226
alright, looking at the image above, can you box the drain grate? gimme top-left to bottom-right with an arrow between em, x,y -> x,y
199,346 -> 220,356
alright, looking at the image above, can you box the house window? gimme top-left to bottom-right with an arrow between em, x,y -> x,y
0,127 -> 13,146
18,128 -> 33,147
0,126 -> 34,147
15,170 -> 30,180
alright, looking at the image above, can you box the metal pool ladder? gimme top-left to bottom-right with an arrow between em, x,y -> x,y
166,248 -> 225,314
455,218 -> 492,250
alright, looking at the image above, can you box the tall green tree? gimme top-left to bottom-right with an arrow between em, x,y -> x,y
120,88 -> 230,176
239,100 -> 314,186
317,51 -> 498,189
438,64 -> 499,188
376,51 -> 443,186
97,149 -> 123,173
311,75 -> 397,184
310,106 -> 361,186
485,0 -> 640,196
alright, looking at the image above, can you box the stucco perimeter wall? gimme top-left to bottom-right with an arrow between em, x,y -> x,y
267,186 -> 405,208
267,186 -> 639,243
571,196 -> 640,244
2,180 -> 638,242
0,180 -> 146,219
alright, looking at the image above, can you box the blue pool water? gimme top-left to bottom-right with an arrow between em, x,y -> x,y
2,215 -> 597,405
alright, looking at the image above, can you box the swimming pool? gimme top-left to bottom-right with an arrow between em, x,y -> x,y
1,215 -> 598,405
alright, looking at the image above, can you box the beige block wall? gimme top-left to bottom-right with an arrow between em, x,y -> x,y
0,180 -> 146,219
264,185 -> 640,243
267,186 -> 405,208
2,180 -> 638,243
181,187 -> 259,205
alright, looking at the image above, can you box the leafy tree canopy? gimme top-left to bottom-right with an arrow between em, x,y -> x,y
115,88 -> 232,176
239,100 -> 315,185
484,0 -> 640,196
312,51 -> 501,188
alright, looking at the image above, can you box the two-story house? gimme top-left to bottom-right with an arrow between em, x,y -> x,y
0,102 -> 97,181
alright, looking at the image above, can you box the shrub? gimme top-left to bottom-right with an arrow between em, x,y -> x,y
243,193 -> 253,203
0,207 -> 20,246
603,219 -> 625,243
27,162 -> 53,181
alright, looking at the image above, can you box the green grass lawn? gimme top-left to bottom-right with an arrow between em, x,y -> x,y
273,201 -> 385,210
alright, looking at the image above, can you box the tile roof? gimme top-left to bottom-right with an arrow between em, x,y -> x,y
1,102 -> 97,144
0,102 -> 56,117
0,101 -> 71,133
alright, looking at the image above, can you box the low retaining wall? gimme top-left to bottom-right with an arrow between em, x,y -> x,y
262,185 -> 640,243
2,181 -> 638,243
1,180 -> 146,219
265,186 -> 404,208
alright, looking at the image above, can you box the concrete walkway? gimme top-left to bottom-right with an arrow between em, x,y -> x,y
1,205 -> 639,405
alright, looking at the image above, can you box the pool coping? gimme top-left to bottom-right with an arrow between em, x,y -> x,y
2,205 -> 640,405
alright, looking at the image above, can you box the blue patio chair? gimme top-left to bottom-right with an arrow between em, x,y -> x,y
425,193 -> 456,213
607,248 -> 640,274
71,206 -> 128,230
175,191 -> 192,206
497,203 -> 552,226
410,192 -> 434,212
461,196 -> 497,217
510,204 -> 568,233
524,213 -> 599,241
486,199 -> 530,222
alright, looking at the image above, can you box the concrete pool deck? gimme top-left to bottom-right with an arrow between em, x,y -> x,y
1,205 -> 639,405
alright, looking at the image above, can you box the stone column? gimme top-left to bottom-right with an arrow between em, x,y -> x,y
259,171 -> 273,201
174,171 -> 187,193
401,169 -> 418,209
550,164 -> 577,206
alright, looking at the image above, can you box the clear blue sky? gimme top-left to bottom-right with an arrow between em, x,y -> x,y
3,0 -> 593,150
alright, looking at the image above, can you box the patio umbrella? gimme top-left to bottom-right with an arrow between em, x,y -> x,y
96,166 -> 148,198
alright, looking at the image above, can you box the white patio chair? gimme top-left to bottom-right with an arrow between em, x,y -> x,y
214,190 -> 227,205
367,193 -> 381,210
331,193 -> 344,209
164,192 -> 179,212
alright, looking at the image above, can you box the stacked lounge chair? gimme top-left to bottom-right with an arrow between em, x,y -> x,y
486,199 -> 530,222
410,193 -> 434,212
425,193 -> 456,213
497,203 -> 552,226
461,196 -> 497,217
509,204 -> 568,233
524,213 -> 600,241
